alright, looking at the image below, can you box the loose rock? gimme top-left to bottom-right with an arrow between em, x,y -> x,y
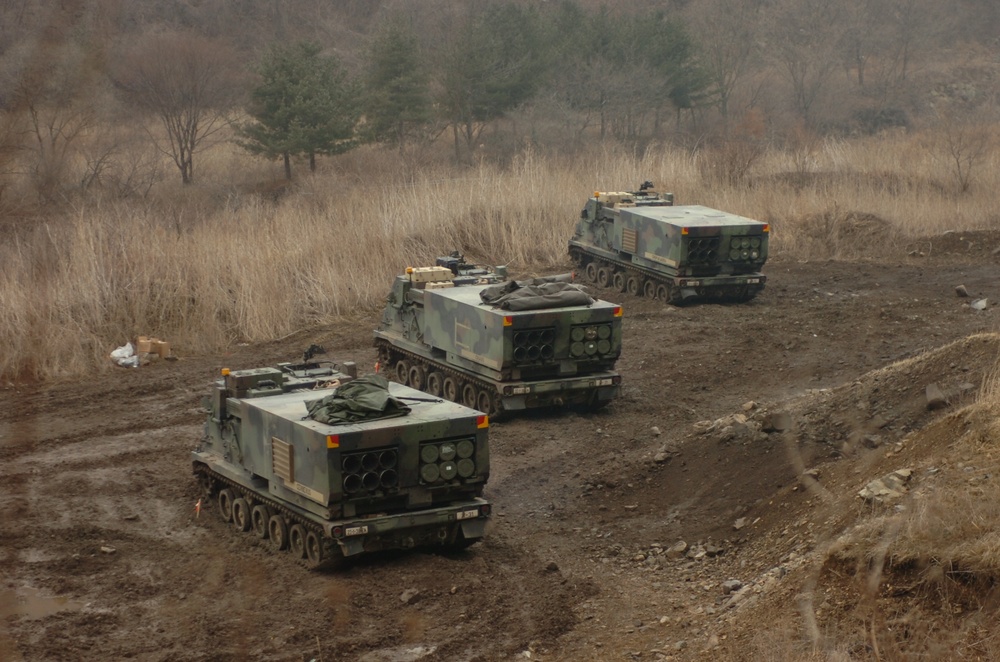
666,541 -> 688,558
722,579 -> 743,594
761,411 -> 792,432
858,468 -> 913,503
925,383 -> 948,410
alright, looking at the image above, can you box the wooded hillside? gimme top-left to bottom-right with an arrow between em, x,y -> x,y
1,0 -> 998,205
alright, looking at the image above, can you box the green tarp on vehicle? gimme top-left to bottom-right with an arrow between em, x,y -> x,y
480,275 -> 593,311
305,374 -> 411,424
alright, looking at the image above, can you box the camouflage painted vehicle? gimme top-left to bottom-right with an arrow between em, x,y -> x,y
192,346 -> 491,569
373,253 -> 623,416
569,182 -> 769,304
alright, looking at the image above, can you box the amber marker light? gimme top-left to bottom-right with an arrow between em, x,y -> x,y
221,368 -> 230,376
406,267 -> 414,274
681,227 -> 689,235
503,315 -> 513,327
613,306 -> 623,317
762,224 -> 770,233
477,415 -> 489,429
326,435 -> 340,449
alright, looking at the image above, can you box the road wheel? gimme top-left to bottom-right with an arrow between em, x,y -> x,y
408,364 -> 426,391
305,530 -> 324,568
217,488 -> 234,523
462,383 -> 478,408
584,262 -> 598,282
656,283 -> 671,302
477,388 -> 498,416
232,497 -> 251,532
426,371 -> 444,397
597,266 -> 612,288
251,505 -> 271,539
443,376 -> 459,402
394,359 -> 411,385
612,271 -> 626,292
626,275 -> 640,296
289,524 -> 307,559
268,515 -> 289,551
643,280 -> 656,299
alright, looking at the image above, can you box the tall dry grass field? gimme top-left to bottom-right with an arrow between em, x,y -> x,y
2,128 -> 999,380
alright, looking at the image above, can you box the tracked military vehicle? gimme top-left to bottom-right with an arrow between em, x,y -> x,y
192,347 -> 491,569
374,253 -> 622,416
569,182 -> 769,304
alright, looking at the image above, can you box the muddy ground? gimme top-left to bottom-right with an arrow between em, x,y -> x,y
2,230 -> 999,661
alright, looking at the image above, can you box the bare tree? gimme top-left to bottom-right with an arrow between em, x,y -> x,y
882,0 -> 951,85
688,0 -> 764,129
839,0 -> 882,89
115,31 -> 242,185
930,110 -> 996,194
0,24 -> 107,204
764,0 -> 846,127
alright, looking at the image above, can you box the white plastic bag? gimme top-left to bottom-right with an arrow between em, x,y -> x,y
110,342 -> 140,367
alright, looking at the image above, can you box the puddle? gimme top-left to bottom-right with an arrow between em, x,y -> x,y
0,587 -> 83,620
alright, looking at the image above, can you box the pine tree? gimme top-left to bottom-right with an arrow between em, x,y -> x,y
438,4 -> 547,160
238,42 -> 360,179
365,20 -> 430,149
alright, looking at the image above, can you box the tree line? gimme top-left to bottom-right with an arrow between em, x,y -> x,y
0,0 -> 994,195
122,4 -> 711,183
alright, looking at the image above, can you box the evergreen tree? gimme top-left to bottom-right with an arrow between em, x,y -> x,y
438,4 -> 547,160
535,5 -> 711,142
589,11 -> 712,139
238,42 -> 359,179
364,20 -> 430,149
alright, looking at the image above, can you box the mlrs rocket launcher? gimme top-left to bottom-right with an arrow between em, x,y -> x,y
569,182 -> 769,304
192,347 -> 491,569
374,253 -> 623,416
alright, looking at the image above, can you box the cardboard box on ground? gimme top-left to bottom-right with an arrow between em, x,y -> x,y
136,336 -> 172,360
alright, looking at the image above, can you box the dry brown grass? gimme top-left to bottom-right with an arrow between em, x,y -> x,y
2,128 -> 1000,380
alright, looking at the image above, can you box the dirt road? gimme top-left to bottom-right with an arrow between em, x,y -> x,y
2,231 -> 998,661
